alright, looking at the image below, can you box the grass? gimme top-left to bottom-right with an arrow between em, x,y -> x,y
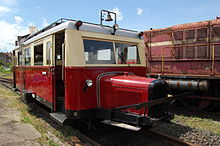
0,84 -> 77,146
48,140 -> 60,146
172,114 -> 220,135
0,84 -> 17,97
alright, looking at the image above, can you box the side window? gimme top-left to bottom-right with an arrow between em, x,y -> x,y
24,48 -> 31,66
34,44 -> 43,66
46,41 -> 52,65
18,51 -> 22,65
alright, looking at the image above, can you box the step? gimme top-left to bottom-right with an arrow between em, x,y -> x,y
57,96 -> 65,102
50,112 -> 67,125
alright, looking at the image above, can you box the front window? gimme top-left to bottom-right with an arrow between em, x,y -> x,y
115,43 -> 140,64
83,39 -> 140,64
83,39 -> 115,64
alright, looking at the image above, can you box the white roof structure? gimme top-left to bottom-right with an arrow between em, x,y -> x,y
18,18 -> 141,47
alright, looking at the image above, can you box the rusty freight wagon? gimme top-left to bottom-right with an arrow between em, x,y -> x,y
144,18 -> 220,110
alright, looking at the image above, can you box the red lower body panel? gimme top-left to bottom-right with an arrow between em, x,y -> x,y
14,66 -> 54,106
64,66 -> 147,111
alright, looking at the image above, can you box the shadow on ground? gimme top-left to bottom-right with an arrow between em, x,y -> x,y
23,99 -> 201,146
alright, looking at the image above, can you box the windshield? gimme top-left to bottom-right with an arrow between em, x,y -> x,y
83,39 -> 140,64
83,39 -> 115,64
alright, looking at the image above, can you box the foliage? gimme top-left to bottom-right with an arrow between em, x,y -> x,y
0,60 -> 12,73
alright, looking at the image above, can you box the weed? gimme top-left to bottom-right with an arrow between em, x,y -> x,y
173,115 -> 220,135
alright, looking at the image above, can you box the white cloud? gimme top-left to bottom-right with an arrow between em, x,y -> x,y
42,17 -> 49,27
111,7 -> 123,21
0,6 -> 10,13
137,8 -> 143,15
14,16 -> 23,24
0,20 -> 29,52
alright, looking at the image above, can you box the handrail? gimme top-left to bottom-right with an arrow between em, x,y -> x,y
159,43 -> 220,76
211,44 -> 215,75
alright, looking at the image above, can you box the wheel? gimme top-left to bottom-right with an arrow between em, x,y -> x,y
21,90 -> 33,103
180,97 -> 210,111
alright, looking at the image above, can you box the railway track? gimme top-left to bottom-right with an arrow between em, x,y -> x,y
170,106 -> 220,122
0,76 -> 198,146
0,77 -> 14,90
73,120 -> 199,146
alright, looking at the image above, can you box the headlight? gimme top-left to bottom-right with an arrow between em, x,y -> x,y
86,79 -> 93,87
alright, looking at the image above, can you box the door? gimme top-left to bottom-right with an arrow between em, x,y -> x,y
54,32 -> 65,112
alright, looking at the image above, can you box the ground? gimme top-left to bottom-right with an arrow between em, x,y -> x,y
1,73 -> 220,145
0,84 -> 81,146
0,85 -> 41,145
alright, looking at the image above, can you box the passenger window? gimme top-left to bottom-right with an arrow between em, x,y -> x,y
115,43 -> 140,64
46,41 -> 52,65
83,39 -> 115,64
34,44 -> 43,65
24,48 -> 31,66
18,51 -> 22,65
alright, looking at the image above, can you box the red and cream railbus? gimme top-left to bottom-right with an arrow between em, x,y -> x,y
13,18 -> 173,126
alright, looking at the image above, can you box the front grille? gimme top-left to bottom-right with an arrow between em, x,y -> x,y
148,80 -> 168,118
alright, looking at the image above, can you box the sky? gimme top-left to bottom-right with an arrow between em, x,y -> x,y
0,0 -> 220,52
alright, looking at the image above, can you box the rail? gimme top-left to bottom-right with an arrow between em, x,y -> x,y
158,43 -> 220,76
147,128 -> 199,146
0,77 -> 13,89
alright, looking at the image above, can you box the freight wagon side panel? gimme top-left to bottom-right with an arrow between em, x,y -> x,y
144,19 -> 220,77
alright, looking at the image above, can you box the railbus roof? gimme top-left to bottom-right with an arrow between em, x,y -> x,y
16,18 -> 140,49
